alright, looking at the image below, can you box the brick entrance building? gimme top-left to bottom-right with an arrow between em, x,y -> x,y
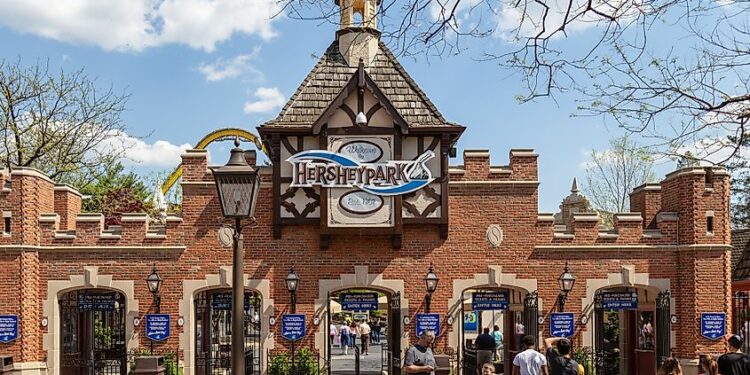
0,1 -> 732,374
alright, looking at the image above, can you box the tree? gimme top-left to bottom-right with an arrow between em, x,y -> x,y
79,162 -> 153,226
283,1 -> 750,162
582,135 -> 655,214
0,59 -> 129,185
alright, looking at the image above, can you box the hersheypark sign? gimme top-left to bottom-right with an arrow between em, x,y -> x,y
287,150 -> 434,196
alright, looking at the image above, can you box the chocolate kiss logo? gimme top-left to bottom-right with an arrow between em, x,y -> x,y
288,150 -> 435,196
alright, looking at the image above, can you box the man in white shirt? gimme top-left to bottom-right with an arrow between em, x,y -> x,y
359,321 -> 372,355
512,335 -> 548,375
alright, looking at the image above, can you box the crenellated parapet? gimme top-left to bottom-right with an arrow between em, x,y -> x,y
448,149 -> 538,183
38,212 -> 183,246
537,165 -> 729,247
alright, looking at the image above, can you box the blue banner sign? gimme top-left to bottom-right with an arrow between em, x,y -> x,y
0,315 -> 18,343
701,312 -> 726,340
145,314 -> 171,341
281,314 -> 306,341
78,292 -> 116,311
416,313 -> 440,337
601,291 -> 638,310
340,293 -> 379,311
472,292 -> 509,311
211,292 -> 251,311
550,313 -> 575,338
464,311 -> 478,332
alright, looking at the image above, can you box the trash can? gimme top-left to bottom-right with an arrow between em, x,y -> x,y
0,356 -> 13,375
433,354 -> 451,375
133,356 -> 165,375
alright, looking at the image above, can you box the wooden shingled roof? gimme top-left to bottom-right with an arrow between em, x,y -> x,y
259,40 -> 462,129
732,228 -> 750,281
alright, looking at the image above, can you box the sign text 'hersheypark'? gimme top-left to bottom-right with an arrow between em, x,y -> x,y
287,150 -> 435,196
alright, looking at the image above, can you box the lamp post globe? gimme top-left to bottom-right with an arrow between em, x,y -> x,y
146,266 -> 162,294
209,137 -> 260,375
424,263 -> 438,313
285,267 -> 300,293
559,262 -> 576,293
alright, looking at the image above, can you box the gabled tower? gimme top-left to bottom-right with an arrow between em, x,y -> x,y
336,0 -> 380,66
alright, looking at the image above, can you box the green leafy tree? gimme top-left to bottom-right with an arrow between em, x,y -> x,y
79,162 -> 153,226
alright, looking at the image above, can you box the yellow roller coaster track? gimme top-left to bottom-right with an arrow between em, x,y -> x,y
160,128 -> 266,195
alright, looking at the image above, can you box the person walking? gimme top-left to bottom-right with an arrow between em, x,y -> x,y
512,335 -> 548,375
340,323 -> 350,355
330,322 -> 339,350
403,330 -> 437,375
657,357 -> 682,375
359,320 -> 372,355
718,334 -> 750,374
492,325 -> 504,361
350,322 -> 358,351
515,318 -> 526,350
698,354 -> 718,375
475,327 -> 497,371
372,318 -> 382,344
543,336 -> 579,375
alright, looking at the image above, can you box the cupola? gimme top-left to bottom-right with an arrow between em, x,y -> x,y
336,0 -> 381,66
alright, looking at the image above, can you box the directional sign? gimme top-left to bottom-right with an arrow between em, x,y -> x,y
78,292 -> 116,311
472,292 -> 509,311
601,292 -> 638,310
550,313 -> 575,338
145,314 -> 171,342
463,311 -> 478,332
416,313 -> 440,337
701,312 -> 726,340
0,315 -> 18,343
211,292 -> 251,311
340,293 -> 379,311
281,314 -> 306,341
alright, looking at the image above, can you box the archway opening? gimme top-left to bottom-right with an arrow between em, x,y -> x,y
459,286 -> 535,375
193,288 -> 262,375
327,288 -> 399,375
593,286 -> 669,375
59,288 -> 127,375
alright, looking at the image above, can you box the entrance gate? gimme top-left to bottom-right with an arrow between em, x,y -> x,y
60,289 -> 127,375
326,290 -> 401,375
593,289 -> 671,375
459,289 -> 537,375
194,289 -> 262,375
733,292 -> 750,352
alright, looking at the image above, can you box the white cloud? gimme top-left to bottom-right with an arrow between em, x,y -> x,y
101,131 -> 193,168
197,47 -> 263,82
243,87 -> 285,114
0,0 -> 281,52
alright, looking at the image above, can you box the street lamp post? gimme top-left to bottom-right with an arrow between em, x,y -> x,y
146,265 -> 163,354
557,262 -> 576,312
424,263 -> 438,313
210,138 -> 261,375
285,267 -> 300,373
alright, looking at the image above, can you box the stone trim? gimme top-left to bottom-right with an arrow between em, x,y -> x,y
448,181 -> 539,187
445,266 -> 539,352
535,244 -> 731,251
630,183 -> 662,194
10,167 -> 55,184
181,149 -> 208,158
537,214 -> 555,223
179,268 -> 274,375
314,266 -> 409,360
43,266 -> 139,375
0,245 -> 187,251
9,361 -> 47,375
580,265 -> 673,350
53,184 -> 82,197
464,150 -> 490,157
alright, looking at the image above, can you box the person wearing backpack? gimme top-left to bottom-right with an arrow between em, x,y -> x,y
543,336 -> 579,375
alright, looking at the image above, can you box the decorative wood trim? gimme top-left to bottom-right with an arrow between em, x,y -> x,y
341,104 -> 357,126
404,217 -> 442,225
365,103 -> 382,125
272,134 -> 282,239
394,129 -> 403,243
440,134 -> 450,239
325,127 -> 394,135
392,234 -> 402,249
281,218 -> 318,225
281,137 -> 298,155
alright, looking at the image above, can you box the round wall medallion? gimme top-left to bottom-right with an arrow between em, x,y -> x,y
447,316 -> 454,325
670,315 -> 678,324
313,317 -> 321,325
486,225 -> 504,248
133,317 -> 141,327
537,316 -> 545,325
41,318 -> 48,327
580,316 -> 589,325
218,227 -> 234,248
177,317 -> 185,327
269,317 -> 277,326
403,316 -> 411,325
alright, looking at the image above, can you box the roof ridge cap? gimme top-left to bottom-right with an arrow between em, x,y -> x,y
376,41 -> 448,124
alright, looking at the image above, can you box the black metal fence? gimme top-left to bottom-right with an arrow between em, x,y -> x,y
733,291 -> 750,352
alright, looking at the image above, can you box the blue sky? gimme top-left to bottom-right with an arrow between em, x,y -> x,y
0,0 -> 685,212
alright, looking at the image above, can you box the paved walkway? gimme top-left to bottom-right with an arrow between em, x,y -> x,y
330,339 -> 388,375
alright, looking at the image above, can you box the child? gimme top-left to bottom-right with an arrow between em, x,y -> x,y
481,363 -> 496,375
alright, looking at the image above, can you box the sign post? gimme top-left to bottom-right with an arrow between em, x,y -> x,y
549,313 -> 575,338
340,293 -> 379,311
601,292 -> 638,310
701,312 -> 726,340
0,315 -> 18,344
282,314 -> 306,375
472,292 -> 509,311
416,313 -> 440,337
